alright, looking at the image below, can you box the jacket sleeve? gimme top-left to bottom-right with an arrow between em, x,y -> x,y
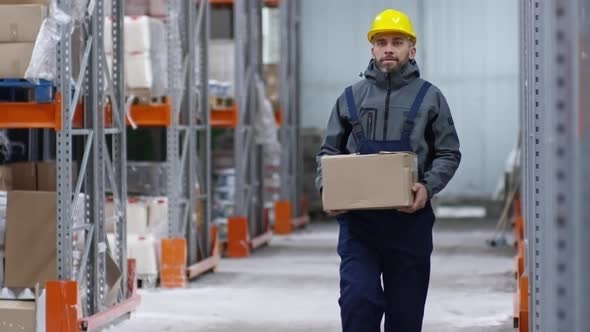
315,97 -> 351,194
421,90 -> 461,198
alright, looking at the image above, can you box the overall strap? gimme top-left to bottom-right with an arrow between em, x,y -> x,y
344,86 -> 366,144
401,81 -> 432,142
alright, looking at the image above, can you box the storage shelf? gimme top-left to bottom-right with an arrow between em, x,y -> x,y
210,0 -> 279,7
0,94 -> 83,130
211,106 -> 283,128
106,98 -> 172,128
274,107 -> 283,126
211,106 -> 238,128
128,98 -> 172,127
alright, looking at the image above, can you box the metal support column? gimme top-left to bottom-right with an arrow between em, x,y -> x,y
525,0 -> 547,329
182,0 -> 199,266
166,0 -> 184,239
279,0 -> 302,218
85,0 -> 107,313
196,0 -> 212,257
575,1 -> 590,328
50,0 -> 136,326
56,0 -> 74,284
166,0 -> 213,269
108,0 -> 128,300
234,0 -> 264,234
523,0 -> 590,330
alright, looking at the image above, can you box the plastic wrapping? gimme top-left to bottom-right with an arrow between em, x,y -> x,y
24,0 -> 88,82
71,193 -> 88,282
24,3 -> 72,82
254,74 -> 280,151
0,192 -> 6,251
253,75 -> 282,205
71,0 -> 88,23
0,131 -> 11,162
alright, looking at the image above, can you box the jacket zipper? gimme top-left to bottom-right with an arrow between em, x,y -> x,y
382,73 -> 392,139
367,111 -> 375,140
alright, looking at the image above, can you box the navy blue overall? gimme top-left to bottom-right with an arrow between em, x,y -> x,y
337,81 -> 435,332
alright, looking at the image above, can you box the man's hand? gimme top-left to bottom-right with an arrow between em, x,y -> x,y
326,210 -> 347,217
398,183 -> 428,214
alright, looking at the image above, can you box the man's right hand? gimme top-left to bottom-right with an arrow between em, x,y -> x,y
327,210 -> 347,217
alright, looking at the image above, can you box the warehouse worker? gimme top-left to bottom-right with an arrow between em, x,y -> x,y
315,8 -> 461,332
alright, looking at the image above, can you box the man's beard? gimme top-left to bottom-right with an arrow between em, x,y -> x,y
377,57 -> 408,73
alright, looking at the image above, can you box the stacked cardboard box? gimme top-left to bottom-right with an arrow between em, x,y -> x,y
0,2 -> 47,77
0,162 -> 78,289
105,16 -> 168,101
148,0 -> 168,17
104,195 -> 168,284
262,7 -> 280,65
0,161 -> 122,329
207,39 -> 235,108
103,0 -> 168,17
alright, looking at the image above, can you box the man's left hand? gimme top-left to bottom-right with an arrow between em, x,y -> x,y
398,183 -> 428,214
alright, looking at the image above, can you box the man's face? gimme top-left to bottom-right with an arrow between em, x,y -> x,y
371,32 -> 416,73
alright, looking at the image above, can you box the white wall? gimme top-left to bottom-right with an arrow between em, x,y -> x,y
300,0 -> 519,198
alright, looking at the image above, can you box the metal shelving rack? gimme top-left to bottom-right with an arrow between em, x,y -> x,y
217,0 -> 307,254
520,0 -> 590,331
42,0 -> 140,329
274,0 -> 308,235
224,0 -> 275,258
160,0 -> 218,287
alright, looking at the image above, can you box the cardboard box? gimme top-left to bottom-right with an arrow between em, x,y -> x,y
36,161 -> 57,192
0,43 -> 34,78
127,199 -> 148,235
0,300 -> 36,331
321,152 -> 417,210
8,161 -> 78,191
104,16 -> 166,53
149,0 -> 168,16
0,166 -> 12,191
8,162 -> 36,191
0,5 -> 47,43
208,39 -> 235,83
262,7 -> 280,64
125,51 -> 167,96
125,0 -> 149,16
36,161 -> 79,192
4,191 -> 57,288
106,251 -> 121,306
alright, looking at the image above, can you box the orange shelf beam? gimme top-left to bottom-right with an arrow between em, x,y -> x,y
211,106 -> 283,128
212,106 -> 239,128
105,98 -> 172,128
274,107 -> 283,127
0,95 -> 83,130
210,0 -> 279,7
128,98 -> 172,127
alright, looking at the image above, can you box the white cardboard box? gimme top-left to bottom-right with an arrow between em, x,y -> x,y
105,49 -> 168,97
104,16 -> 166,54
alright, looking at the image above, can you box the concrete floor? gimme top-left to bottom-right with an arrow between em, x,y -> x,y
110,218 -> 515,332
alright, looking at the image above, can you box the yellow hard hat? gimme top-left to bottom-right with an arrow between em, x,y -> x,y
367,9 -> 417,44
